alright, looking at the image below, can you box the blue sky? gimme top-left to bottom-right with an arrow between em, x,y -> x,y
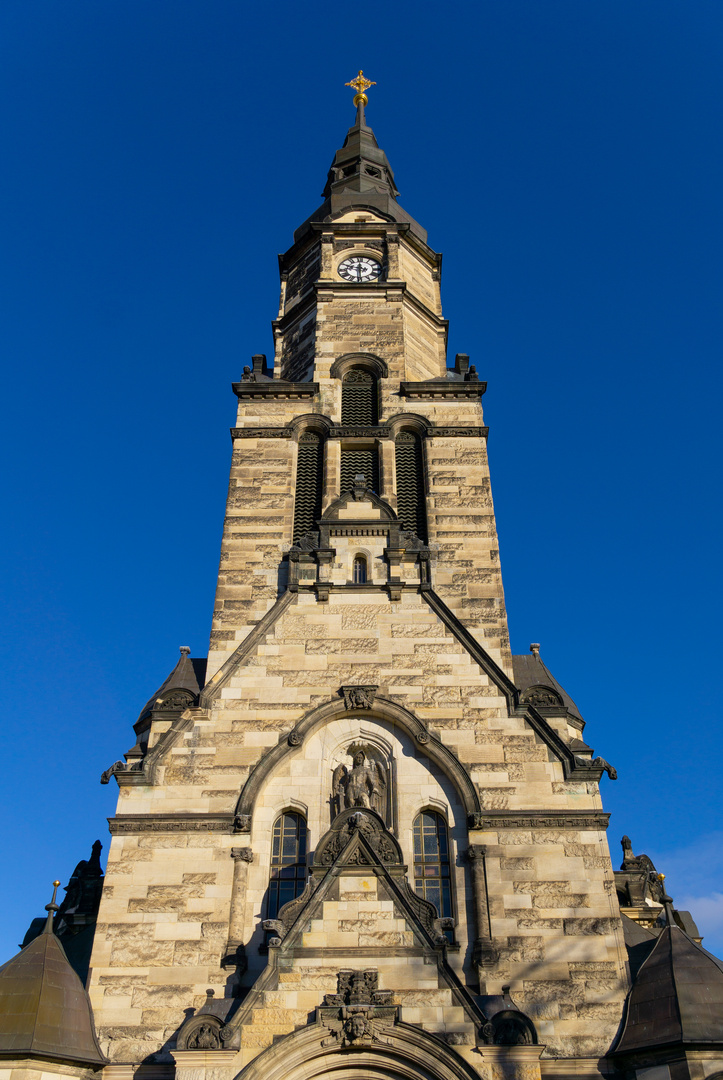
1,0 -> 722,962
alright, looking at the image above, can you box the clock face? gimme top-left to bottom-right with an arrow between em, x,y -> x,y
338,255 -> 383,283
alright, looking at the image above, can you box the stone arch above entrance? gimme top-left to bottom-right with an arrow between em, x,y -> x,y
232,1017 -> 484,1080
233,694 -> 481,824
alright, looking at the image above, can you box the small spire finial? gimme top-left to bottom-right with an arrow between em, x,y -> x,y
658,873 -> 677,926
530,643 -> 540,656
180,646 -> 191,656
43,880 -> 61,934
345,69 -> 376,108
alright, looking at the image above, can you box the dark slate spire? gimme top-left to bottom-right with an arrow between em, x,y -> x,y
136,645 -> 207,725
293,72 -> 427,244
321,96 -> 400,202
0,882 -> 107,1066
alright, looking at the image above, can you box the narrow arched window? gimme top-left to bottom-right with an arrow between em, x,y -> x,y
267,812 -> 307,920
293,432 -> 324,543
342,369 -> 378,425
413,811 -> 453,926
395,431 -> 427,542
353,555 -> 368,584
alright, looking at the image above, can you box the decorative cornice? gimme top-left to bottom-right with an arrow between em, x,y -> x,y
428,426 -> 488,438
108,813 -> 235,834
231,427 -> 293,439
232,382 -> 318,400
400,380 -> 487,399
231,422 -> 487,441
467,811 -> 610,831
329,425 -> 390,438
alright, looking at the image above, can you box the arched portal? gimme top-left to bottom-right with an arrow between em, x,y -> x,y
232,1019 -> 483,1080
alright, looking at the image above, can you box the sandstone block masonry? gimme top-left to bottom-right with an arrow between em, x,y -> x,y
90,139 -> 628,1080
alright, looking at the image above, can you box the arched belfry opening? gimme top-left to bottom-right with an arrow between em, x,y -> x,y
341,367 -> 378,424
395,429 -> 427,541
293,430 -> 324,542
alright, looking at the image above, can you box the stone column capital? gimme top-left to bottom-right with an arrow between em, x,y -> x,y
230,847 -> 253,863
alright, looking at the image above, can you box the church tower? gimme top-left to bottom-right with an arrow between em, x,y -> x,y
5,74 -> 711,1080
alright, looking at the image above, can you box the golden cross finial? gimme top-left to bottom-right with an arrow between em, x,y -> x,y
345,69 -> 376,107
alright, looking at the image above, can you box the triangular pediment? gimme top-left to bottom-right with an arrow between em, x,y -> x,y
263,809 -> 451,953
321,486 -> 397,523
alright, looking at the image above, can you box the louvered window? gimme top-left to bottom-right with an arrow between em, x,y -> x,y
342,369 -> 378,424
413,811 -> 453,940
267,812 -> 307,920
340,447 -> 379,493
395,431 -> 427,541
293,432 -> 323,542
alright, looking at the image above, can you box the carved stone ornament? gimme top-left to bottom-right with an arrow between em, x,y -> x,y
313,808 -> 402,868
177,1015 -> 224,1051
288,730 -> 303,746
186,1023 -> 221,1050
400,530 -> 426,551
340,684 -> 378,710
321,1010 -> 379,1048
291,531 -> 320,553
100,760 -> 143,785
233,814 -> 252,833
520,685 -> 563,708
592,756 -> 618,780
156,690 -> 196,711
416,731 -> 430,744
323,969 -> 386,1007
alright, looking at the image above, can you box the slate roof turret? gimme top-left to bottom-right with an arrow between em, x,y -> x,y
613,894 -> 723,1056
0,883 -> 106,1067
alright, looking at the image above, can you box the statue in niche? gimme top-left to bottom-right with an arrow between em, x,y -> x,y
332,748 -> 388,820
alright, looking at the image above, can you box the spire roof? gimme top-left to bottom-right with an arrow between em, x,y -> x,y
293,90 -> 427,244
321,98 -> 400,201
0,884 -> 106,1066
613,919 -> 723,1054
136,646 -> 207,723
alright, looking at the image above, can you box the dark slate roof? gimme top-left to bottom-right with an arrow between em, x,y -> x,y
511,651 -> 584,723
621,913 -> 659,982
295,100 -> 427,244
0,918 -> 106,1065
614,923 -> 723,1053
137,648 -> 207,722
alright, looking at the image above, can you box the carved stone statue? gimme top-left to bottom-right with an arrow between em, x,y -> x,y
332,749 -> 387,819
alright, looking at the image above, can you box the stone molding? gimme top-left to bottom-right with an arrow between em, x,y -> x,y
231,421 -> 487,440
232,381 -> 319,400
234,692 -> 481,821
108,813 -> 234,834
400,379 -> 487,399
231,426 -> 294,438
467,811 -> 610,830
